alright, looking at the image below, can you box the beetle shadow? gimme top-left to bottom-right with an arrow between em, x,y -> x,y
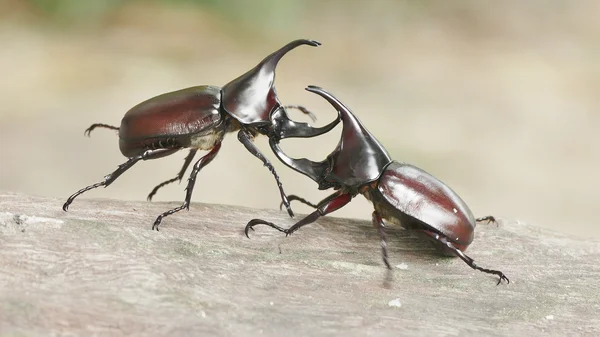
346,220 -> 455,289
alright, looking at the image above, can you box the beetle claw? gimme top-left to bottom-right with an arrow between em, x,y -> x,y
285,206 -> 295,218
152,217 -> 162,231
497,273 -> 510,285
476,215 -> 497,226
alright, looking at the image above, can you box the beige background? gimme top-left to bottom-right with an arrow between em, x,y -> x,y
1,0 -> 598,239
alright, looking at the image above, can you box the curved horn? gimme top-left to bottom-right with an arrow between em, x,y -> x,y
303,85 -> 392,187
221,40 -> 321,124
271,106 -> 341,140
268,139 -> 330,187
262,40 -> 321,71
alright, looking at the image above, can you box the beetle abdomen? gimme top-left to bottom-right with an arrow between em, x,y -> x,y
118,86 -> 223,157
376,161 -> 476,246
118,135 -> 186,157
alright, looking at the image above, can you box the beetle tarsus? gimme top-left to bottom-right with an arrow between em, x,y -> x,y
245,219 -> 290,238
63,149 -> 179,211
470,261 -> 510,285
63,181 -> 106,211
279,195 -> 318,210
247,191 -> 352,242
84,123 -> 119,137
151,143 -> 221,230
238,129 -> 295,218
63,154 -> 146,211
147,149 -> 198,201
147,177 -> 180,201
476,215 -> 497,226
436,234 -> 510,285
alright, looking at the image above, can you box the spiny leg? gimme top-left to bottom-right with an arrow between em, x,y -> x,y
63,148 -> 179,211
476,215 -> 497,225
152,142 -> 222,231
422,230 -> 509,285
245,190 -> 352,238
279,194 -> 318,210
238,129 -> 294,218
282,105 -> 317,122
372,211 -> 391,269
147,149 -> 198,201
84,123 -> 119,137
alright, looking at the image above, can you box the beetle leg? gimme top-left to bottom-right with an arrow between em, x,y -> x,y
278,194 -> 318,210
282,105 -> 317,123
147,149 -> 198,201
421,230 -> 509,285
476,216 -> 497,226
84,123 -> 119,137
372,211 -> 391,269
62,148 -> 179,211
152,142 -> 222,231
245,191 -> 352,237
237,129 -> 295,218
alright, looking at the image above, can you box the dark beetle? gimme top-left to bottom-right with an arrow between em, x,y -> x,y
63,40 -> 340,230
245,85 -> 509,285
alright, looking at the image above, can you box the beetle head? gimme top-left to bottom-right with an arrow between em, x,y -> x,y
269,86 -> 392,190
221,39 -> 321,126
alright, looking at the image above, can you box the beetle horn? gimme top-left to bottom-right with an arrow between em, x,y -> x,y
261,39 -> 322,71
268,139 -> 330,187
271,105 -> 341,140
221,40 -> 321,124
304,85 -> 392,186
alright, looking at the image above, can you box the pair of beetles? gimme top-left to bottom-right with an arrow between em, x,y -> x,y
63,39 -> 509,285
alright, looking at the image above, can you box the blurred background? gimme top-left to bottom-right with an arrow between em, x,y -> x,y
1,0 -> 598,239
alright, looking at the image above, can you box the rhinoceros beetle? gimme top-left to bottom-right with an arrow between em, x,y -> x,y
245,85 -> 509,285
63,40 -> 341,230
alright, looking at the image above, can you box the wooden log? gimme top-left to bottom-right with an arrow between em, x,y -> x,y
0,192 -> 598,336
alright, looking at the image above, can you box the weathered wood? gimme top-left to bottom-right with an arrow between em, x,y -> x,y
0,192 -> 598,336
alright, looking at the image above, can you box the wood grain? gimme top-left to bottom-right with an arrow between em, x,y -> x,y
0,192 -> 598,336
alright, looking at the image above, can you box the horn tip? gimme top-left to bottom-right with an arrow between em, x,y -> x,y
305,85 -> 324,92
297,39 -> 321,47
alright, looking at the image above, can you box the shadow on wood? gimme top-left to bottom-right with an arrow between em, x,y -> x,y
0,192 -> 598,336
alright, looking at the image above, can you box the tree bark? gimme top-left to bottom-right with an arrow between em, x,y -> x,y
0,192 -> 598,336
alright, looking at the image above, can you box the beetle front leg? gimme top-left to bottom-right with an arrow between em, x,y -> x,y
147,149 -> 198,201
152,143 -> 222,231
63,148 -> 179,211
245,191 -> 352,237
372,211 -> 391,269
421,230 -> 509,285
237,129 -> 294,218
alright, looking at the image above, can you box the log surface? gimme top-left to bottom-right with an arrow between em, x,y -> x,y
0,192 -> 598,336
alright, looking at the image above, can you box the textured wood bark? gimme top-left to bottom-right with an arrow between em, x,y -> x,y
0,192 -> 598,336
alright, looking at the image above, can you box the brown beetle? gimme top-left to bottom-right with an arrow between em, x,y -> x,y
246,86 -> 509,285
63,40 -> 340,230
